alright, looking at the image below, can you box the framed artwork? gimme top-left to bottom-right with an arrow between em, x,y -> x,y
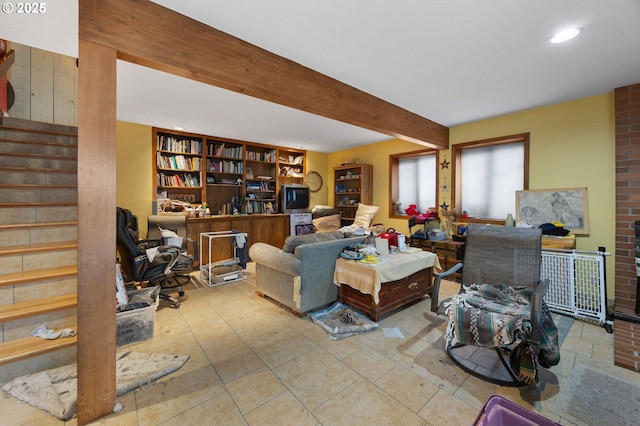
516,187 -> 589,234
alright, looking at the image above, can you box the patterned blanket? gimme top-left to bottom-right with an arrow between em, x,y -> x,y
444,283 -> 560,385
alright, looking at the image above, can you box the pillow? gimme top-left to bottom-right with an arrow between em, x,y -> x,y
282,231 -> 344,253
313,213 -> 341,232
353,203 -> 379,228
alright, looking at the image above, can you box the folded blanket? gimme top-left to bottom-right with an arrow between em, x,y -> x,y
444,283 -> 560,385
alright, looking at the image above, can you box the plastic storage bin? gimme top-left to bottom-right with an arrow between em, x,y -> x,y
116,286 -> 160,346
473,395 -> 559,426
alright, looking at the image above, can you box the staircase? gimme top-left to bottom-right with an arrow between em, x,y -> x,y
0,117 -> 78,378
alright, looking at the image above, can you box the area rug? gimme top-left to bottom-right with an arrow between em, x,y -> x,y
1,352 -> 189,421
552,364 -> 640,426
309,302 -> 379,340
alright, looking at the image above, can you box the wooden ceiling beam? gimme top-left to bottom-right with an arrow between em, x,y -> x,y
79,0 -> 448,149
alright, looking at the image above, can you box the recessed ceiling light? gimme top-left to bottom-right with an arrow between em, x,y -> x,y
172,126 -> 184,131
550,28 -> 581,44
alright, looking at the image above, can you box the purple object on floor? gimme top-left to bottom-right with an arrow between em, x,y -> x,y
473,395 -> 559,426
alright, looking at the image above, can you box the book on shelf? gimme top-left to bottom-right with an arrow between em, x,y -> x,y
157,134 -> 202,155
208,142 -> 242,159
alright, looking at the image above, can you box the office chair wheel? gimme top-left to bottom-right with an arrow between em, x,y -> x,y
178,290 -> 185,297
172,301 -> 181,308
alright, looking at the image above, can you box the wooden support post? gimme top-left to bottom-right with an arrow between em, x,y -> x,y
76,39 -> 117,425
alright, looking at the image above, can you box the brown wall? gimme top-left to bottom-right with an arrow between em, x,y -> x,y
614,82 -> 640,372
615,83 -> 640,314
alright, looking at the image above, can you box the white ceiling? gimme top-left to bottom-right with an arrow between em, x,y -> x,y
1,0 -> 640,152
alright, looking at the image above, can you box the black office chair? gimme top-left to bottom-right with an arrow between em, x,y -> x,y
430,224 -> 560,386
116,207 -> 192,308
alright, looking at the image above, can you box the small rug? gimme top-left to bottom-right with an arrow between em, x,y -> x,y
309,302 -> 379,340
2,352 -> 189,421
552,364 -> 640,426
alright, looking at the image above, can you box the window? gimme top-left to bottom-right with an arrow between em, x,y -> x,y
390,149 -> 438,216
453,133 -> 529,220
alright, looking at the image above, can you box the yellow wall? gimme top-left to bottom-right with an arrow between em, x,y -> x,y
327,140 -> 428,235
328,93 -> 616,296
116,121 -> 153,237
116,93 -> 616,296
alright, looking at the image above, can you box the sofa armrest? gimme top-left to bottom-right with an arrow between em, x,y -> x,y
249,242 -> 302,276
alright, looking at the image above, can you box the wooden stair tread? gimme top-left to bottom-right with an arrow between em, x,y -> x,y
0,166 -> 77,174
0,294 -> 77,322
0,202 -> 77,208
0,241 -> 78,256
0,137 -> 77,147
0,151 -> 77,160
0,326 -> 77,366
0,266 -> 77,286
0,183 -> 77,189
0,221 -> 77,231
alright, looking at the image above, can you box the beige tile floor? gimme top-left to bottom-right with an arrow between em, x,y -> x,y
2,262 -> 638,425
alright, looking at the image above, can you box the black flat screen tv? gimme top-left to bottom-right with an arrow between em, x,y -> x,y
281,184 -> 310,214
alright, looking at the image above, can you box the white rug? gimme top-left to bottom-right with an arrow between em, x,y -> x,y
2,352 -> 189,421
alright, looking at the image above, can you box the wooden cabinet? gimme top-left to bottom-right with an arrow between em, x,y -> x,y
154,129 -> 204,203
186,215 -> 290,265
334,164 -> 373,224
410,238 -> 465,281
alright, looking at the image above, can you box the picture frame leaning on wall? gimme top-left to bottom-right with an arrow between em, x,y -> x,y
516,187 -> 589,235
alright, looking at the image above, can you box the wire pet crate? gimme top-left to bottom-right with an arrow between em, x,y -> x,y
541,248 -> 612,330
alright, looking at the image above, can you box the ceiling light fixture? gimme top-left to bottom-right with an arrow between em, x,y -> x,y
550,28 -> 581,44
172,126 -> 184,131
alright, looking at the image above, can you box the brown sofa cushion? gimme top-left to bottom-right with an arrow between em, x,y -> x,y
313,214 -> 341,232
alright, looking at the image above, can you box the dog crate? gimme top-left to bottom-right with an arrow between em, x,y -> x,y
541,248 -> 612,331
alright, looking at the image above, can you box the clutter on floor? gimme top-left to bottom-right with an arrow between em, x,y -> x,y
1,352 -> 189,421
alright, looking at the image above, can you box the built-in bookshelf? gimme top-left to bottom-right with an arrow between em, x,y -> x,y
245,146 -> 277,214
152,128 -> 306,214
277,147 -> 306,187
154,130 -> 203,202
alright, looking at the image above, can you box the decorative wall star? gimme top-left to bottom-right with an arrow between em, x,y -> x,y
440,158 -> 450,169
441,177 -> 449,192
439,200 -> 449,211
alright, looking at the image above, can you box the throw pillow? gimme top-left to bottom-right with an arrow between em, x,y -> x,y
282,231 -> 343,253
313,213 -> 341,232
353,203 -> 379,228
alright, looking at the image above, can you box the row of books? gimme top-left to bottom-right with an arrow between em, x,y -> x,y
246,149 -> 277,162
246,200 -> 277,214
207,159 -> 243,174
157,134 -> 202,154
208,143 -> 243,159
246,181 -> 274,191
157,154 -> 202,171
157,172 -> 201,188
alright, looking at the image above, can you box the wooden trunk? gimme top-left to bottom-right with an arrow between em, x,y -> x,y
338,268 -> 433,321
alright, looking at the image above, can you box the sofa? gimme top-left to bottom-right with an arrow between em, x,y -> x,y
249,231 -> 366,315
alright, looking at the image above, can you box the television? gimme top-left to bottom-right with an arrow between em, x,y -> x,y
280,184 -> 310,214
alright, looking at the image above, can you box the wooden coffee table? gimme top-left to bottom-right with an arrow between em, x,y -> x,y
333,249 -> 440,321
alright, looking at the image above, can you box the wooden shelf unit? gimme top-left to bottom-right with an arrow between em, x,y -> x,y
153,128 -> 306,214
154,129 -> 204,203
334,164 -> 373,224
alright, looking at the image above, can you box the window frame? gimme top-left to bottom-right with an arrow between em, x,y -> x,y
452,133 -> 530,223
389,148 -> 439,219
